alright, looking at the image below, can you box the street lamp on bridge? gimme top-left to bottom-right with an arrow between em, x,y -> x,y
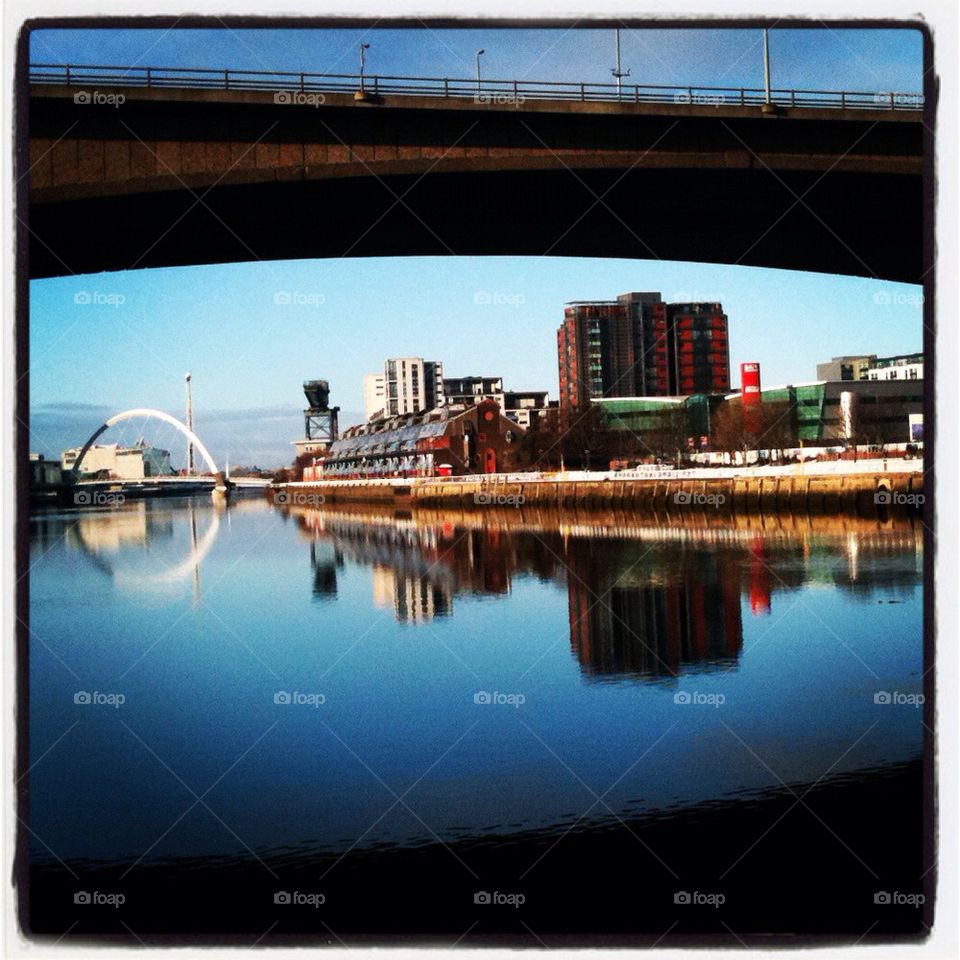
476,49 -> 485,95
359,42 -> 370,93
762,28 -> 773,109
611,28 -> 630,100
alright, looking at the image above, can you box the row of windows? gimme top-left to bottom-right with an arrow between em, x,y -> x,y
868,369 -> 920,380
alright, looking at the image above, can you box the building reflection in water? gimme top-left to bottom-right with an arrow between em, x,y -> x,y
749,537 -> 772,617
285,504 -> 922,677
371,564 -> 452,622
45,501 -> 176,554
310,540 -> 343,601
565,544 -> 744,681
28,498 -> 265,603
296,509 -> 521,622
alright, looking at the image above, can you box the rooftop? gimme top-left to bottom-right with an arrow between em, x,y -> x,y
872,353 -> 923,367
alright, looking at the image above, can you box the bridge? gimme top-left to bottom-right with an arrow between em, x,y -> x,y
26,64 -> 926,281
69,407 -> 232,494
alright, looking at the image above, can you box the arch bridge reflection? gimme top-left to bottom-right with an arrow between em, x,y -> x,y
31,497 -> 266,604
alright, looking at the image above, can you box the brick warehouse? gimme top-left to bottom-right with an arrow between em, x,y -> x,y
316,399 -> 522,479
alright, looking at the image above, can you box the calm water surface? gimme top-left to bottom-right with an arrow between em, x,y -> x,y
26,496 -> 927,939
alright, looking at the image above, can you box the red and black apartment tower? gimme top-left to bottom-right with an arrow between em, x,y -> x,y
558,292 -> 730,408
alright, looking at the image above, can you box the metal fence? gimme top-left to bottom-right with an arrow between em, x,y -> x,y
29,63 -> 924,111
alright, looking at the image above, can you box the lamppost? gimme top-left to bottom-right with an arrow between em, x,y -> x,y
762,28 -> 772,105
184,372 -> 194,477
359,42 -> 370,93
476,49 -> 485,96
611,28 -> 630,100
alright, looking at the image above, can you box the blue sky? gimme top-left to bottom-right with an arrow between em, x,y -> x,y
29,26 -> 923,95
30,257 -> 923,468
26,26 -> 925,468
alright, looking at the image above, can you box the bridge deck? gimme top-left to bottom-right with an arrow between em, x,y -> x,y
29,62 -> 924,114
24,66 -> 927,282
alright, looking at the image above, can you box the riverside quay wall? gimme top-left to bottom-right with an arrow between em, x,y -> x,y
272,466 -> 925,517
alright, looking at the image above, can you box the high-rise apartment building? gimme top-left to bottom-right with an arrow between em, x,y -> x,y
363,373 -> 387,421
364,358 -> 445,419
557,292 -> 729,407
668,302 -> 731,396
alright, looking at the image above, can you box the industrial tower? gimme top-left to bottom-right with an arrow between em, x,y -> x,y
302,380 -> 339,453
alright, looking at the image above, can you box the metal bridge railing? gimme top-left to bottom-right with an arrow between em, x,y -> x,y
28,62 -> 924,111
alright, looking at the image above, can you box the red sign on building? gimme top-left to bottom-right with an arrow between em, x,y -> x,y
741,362 -> 762,435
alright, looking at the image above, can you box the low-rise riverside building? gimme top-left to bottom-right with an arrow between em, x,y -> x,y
596,378 -> 924,452
61,441 -> 174,479
314,399 -> 523,479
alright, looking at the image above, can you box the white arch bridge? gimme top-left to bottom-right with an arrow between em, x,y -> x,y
71,408 -> 231,490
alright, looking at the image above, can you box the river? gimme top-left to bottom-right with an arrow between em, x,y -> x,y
25,496 -> 929,942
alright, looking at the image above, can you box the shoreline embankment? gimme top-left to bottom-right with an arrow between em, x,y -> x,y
274,463 -> 925,517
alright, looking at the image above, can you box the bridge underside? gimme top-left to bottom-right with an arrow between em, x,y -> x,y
29,164 -> 920,281
27,88 -> 923,281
